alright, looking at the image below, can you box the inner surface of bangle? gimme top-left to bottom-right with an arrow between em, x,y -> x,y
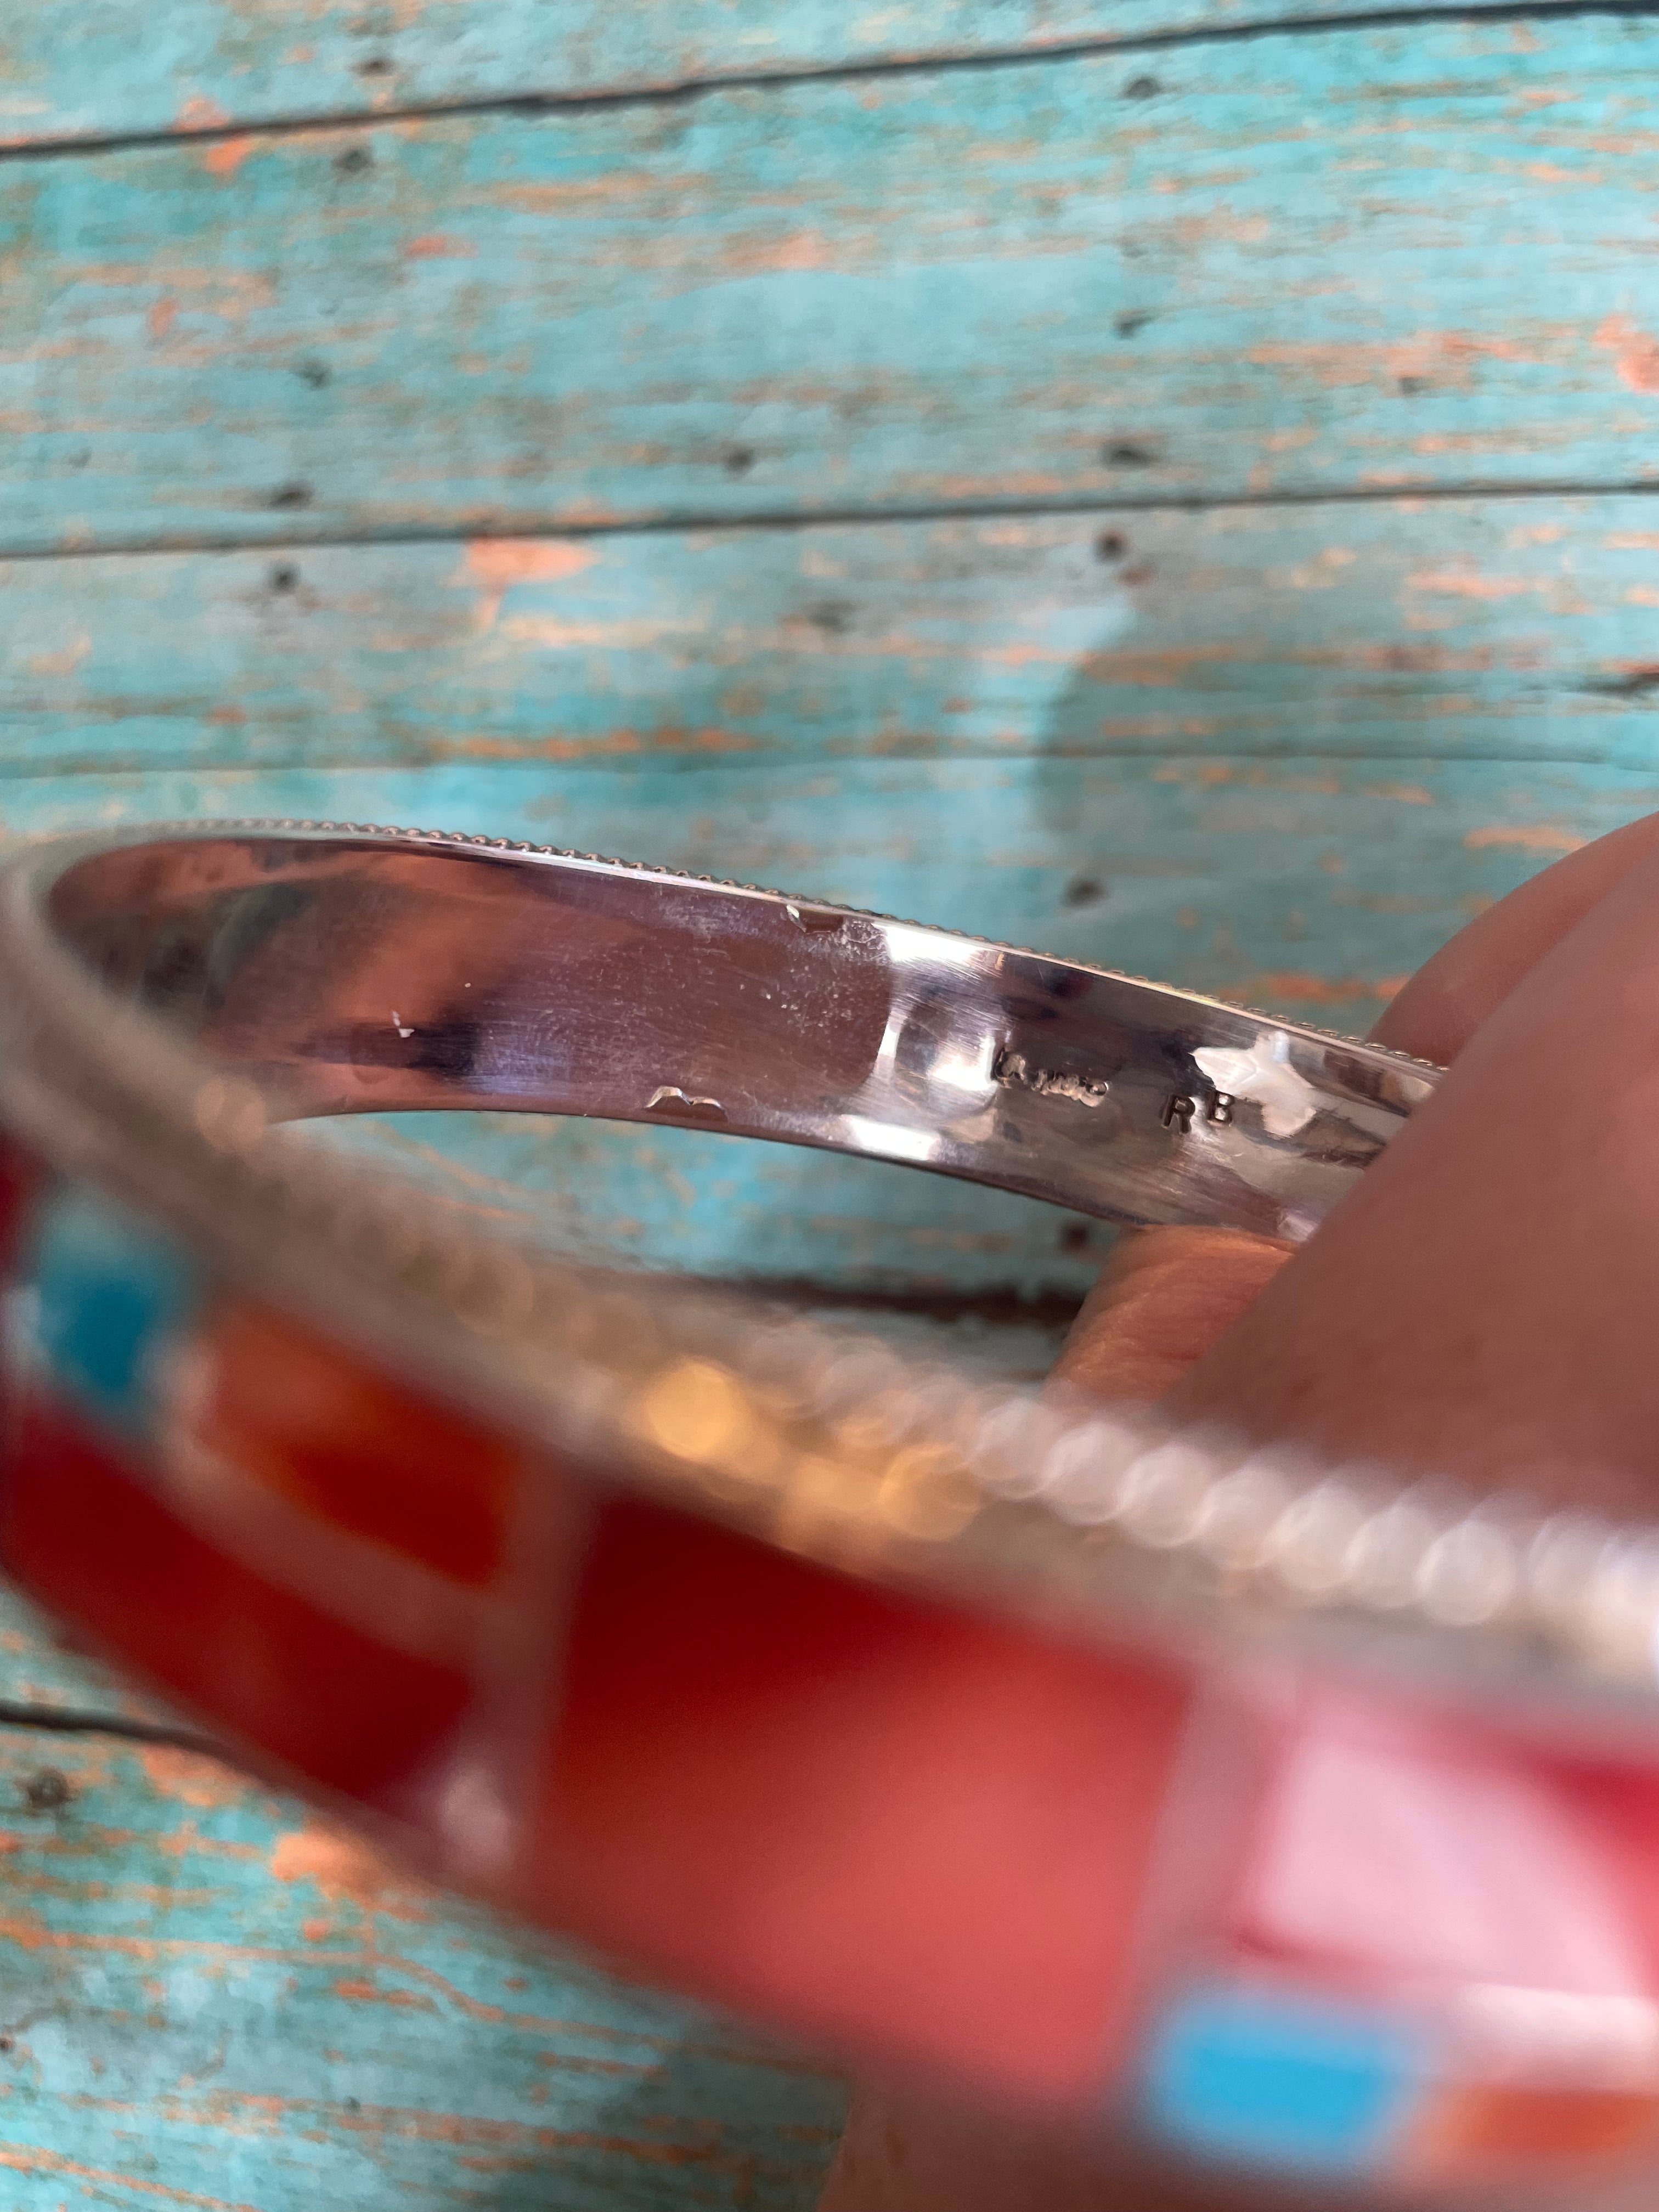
42,832 -> 1427,1238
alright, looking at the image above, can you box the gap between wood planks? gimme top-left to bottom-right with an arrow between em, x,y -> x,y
0,1699 -> 218,1751
5,0 -> 1659,165
4,473 -> 1659,570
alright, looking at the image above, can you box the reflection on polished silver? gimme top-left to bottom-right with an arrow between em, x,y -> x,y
28,821 -> 1438,1238
2,821 -> 1657,1717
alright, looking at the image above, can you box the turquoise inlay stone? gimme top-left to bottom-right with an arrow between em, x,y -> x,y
28,1184 -> 204,1432
1139,1981 -> 1423,2176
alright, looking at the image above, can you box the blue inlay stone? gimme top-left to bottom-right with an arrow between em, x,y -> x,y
27,1183 -> 204,1432
1139,1980 -> 1424,2176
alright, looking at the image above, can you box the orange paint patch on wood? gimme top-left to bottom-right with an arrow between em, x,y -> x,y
496,174 -> 676,215
269,1820 -> 400,1908
1151,761 -> 1237,788
23,636 -> 89,678
1464,823 -> 1587,852
1362,782 -> 1436,805
1596,313 -> 1659,394
175,95 -> 232,132
1248,330 -> 1541,393
1155,763 -> 1344,797
1352,644 -> 1496,673
930,470 -> 1071,501
147,297 -> 178,340
452,730 -> 646,763
77,263 -> 277,319
332,1976 -> 435,2009
651,725 -> 757,753
405,233 -> 478,260
1407,568 -> 1536,601
1221,972 -> 1398,1006
140,1747 -> 257,1811
464,538 -> 597,628
724,229 -> 836,274
202,136 -> 256,180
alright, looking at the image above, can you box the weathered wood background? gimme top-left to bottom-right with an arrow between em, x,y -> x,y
2,0 -> 1657,2201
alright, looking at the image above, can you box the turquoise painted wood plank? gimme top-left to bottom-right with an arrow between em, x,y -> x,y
0,1726 -> 844,2209
0,0 -> 1531,149
7,500 -> 1659,776
9,15 -> 1659,554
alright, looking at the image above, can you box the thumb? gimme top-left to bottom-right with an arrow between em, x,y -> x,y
1052,1226 -> 1293,1402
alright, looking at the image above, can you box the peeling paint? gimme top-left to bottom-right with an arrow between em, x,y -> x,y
1407,568 -> 1537,601
140,1748 -> 259,1810
9,19 -> 1659,545
174,94 -> 232,132
1596,313 -> 1659,396
269,1820 -> 400,1906
1218,970 -> 1398,1006
461,538 -> 599,628
9,504 -> 1650,776
404,232 -> 477,260
1361,781 -> 1436,804
1463,823 -> 1587,850
201,134 -> 255,179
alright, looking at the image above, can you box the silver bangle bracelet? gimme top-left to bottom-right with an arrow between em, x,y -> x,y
0,820 -> 1650,1715
8,823 -> 1659,2202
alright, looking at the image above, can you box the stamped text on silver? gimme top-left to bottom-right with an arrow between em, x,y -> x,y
993,1048 -> 1113,1109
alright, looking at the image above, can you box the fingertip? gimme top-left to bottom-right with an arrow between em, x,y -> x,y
1054,1228 -> 1294,1404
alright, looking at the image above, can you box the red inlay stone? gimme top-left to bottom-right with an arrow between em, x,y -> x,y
0,1138 -> 49,1439
1551,1759 -> 1659,1990
191,1299 -> 520,1586
533,1497 -> 1193,2107
0,1133 -> 45,1270
2,1391 -> 469,1798
1412,2083 -> 1659,2172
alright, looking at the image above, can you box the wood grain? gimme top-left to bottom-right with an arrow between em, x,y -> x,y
5,499 -> 1658,777
0,1725 -> 845,2209
0,0 -> 1531,149
9,15 -> 1659,554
